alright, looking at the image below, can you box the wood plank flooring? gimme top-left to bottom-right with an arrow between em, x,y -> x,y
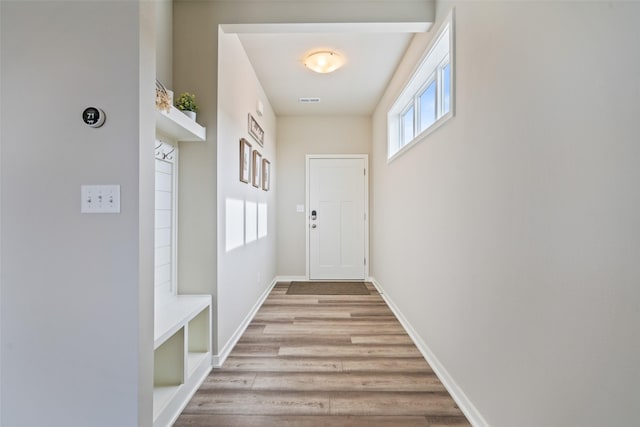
174,282 -> 471,427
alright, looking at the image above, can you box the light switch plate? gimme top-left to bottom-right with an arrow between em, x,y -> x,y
81,185 -> 121,213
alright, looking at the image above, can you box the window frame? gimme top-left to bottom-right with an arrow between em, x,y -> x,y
417,73 -> 437,134
440,60 -> 452,116
387,9 -> 455,162
400,101 -> 415,146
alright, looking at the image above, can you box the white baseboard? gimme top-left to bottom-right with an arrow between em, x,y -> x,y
367,276 -> 383,293
212,277 -> 278,367
274,275 -> 307,282
369,277 -> 489,427
278,276 -> 372,282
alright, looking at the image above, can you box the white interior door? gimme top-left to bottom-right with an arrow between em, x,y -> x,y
308,156 -> 367,280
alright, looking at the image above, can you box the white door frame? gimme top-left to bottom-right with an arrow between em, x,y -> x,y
305,154 -> 369,280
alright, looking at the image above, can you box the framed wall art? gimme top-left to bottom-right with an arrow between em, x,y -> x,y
239,138 -> 251,183
252,150 -> 262,188
248,113 -> 264,146
262,158 -> 271,191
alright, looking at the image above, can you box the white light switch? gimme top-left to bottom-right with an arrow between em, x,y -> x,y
296,204 -> 305,213
81,185 -> 121,213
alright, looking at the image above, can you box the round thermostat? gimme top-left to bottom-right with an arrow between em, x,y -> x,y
82,107 -> 106,128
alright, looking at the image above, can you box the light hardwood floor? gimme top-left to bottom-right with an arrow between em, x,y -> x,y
174,282 -> 471,427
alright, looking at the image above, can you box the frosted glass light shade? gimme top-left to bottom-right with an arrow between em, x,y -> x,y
304,51 -> 344,74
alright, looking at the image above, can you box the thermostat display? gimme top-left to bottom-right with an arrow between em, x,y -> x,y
82,107 -> 106,128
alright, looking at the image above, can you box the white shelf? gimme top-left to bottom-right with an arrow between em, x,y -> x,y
153,295 -> 211,427
153,386 -> 181,421
187,352 -> 209,377
155,106 -> 206,142
154,295 -> 210,349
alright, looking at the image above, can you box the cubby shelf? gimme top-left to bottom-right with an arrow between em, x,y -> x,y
154,296 -> 210,348
155,106 -> 206,142
187,352 -> 209,377
153,295 -> 212,427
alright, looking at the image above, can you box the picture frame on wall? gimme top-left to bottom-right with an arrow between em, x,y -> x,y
262,158 -> 271,191
248,113 -> 264,146
252,150 -> 262,188
239,138 -> 251,183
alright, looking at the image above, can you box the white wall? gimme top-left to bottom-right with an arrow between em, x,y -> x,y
217,30 -> 277,356
0,1 -> 155,426
276,116 -> 371,276
371,2 -> 640,426
155,0 -> 173,88
0,3 -> 4,422
173,0 -> 218,324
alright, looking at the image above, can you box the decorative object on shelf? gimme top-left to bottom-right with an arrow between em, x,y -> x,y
176,92 -> 198,120
252,150 -> 262,188
155,80 -> 171,112
262,158 -> 271,191
248,113 -> 264,146
239,138 -> 251,183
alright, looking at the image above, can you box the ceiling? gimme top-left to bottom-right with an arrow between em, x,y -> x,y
236,30 -> 417,116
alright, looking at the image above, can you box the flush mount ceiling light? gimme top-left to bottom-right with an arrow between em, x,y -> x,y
303,51 -> 344,74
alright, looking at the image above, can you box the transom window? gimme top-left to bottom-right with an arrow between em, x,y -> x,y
388,11 -> 454,161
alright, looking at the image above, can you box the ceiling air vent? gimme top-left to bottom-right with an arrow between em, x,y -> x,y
299,97 -> 321,104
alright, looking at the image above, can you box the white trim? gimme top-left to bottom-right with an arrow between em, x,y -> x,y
387,110 -> 453,163
305,154 -> 370,280
387,8 -> 455,162
275,275 -> 308,282
367,276 -> 384,294
221,22 -> 432,34
212,277 -> 278,367
305,157 -> 310,278
370,277 -> 490,427
157,362 -> 212,427
171,147 -> 179,295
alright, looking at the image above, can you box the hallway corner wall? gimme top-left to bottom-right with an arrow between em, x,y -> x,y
370,2 -> 640,426
216,29 -> 278,357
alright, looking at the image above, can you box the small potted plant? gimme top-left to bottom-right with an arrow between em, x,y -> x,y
175,92 -> 198,120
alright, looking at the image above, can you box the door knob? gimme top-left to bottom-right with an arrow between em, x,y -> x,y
311,224 -> 317,229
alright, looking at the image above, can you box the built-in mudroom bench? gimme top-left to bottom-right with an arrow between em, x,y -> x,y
153,296 -> 211,426
153,101 -> 210,426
